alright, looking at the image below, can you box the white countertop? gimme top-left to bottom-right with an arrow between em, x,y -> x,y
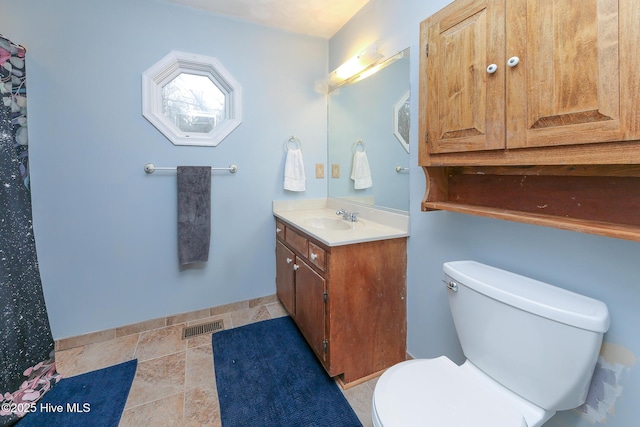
273,198 -> 409,247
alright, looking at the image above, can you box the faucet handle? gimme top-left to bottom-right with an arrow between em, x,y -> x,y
349,212 -> 359,222
336,209 -> 347,215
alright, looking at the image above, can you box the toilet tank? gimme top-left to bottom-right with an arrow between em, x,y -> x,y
444,261 -> 610,411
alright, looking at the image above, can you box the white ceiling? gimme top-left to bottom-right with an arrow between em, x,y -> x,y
166,0 -> 370,39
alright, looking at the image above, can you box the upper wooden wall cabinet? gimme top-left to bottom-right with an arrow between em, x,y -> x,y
419,0 -> 640,241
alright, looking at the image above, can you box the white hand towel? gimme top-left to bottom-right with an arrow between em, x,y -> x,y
351,151 -> 373,189
284,148 -> 306,191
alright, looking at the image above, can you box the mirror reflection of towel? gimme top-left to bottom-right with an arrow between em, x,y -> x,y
284,148 -> 306,191
351,151 -> 372,189
177,166 -> 211,265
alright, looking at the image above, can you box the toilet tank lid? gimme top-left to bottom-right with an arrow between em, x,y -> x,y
444,261 -> 610,333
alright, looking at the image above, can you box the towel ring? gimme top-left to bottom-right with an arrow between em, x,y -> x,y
285,136 -> 302,151
352,139 -> 366,153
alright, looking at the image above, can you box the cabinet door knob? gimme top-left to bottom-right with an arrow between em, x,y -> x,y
286,257 -> 293,264
293,264 -> 300,271
507,56 -> 520,67
486,64 -> 498,74
276,227 -> 282,233
310,253 -> 318,260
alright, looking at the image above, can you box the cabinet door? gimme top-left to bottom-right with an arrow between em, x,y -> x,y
506,0 -> 625,149
423,0 -> 506,153
275,241 -> 295,316
294,259 -> 327,363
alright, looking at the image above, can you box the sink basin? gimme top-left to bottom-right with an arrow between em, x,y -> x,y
303,217 -> 355,230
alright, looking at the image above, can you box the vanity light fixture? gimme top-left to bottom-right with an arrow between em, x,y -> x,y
327,42 -> 383,91
350,50 -> 405,85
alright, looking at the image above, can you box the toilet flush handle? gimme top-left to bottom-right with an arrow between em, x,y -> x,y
443,280 -> 458,292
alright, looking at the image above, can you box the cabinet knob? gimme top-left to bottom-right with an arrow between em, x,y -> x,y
486,64 -> 498,74
507,56 -> 520,67
310,253 -> 318,260
286,257 -> 293,264
293,264 -> 300,271
276,227 -> 282,233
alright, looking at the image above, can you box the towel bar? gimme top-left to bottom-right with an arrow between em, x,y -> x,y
144,163 -> 238,174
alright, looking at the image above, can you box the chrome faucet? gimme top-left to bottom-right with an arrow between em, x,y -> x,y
336,209 -> 359,222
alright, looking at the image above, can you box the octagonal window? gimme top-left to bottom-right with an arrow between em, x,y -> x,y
162,73 -> 225,134
142,51 -> 242,146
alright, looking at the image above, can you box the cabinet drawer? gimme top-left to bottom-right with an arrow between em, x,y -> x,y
308,242 -> 326,271
285,227 -> 308,257
275,220 -> 286,240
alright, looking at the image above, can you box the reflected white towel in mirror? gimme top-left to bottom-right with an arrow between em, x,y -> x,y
351,151 -> 372,189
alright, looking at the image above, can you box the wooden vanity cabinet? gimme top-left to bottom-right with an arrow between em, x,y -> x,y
418,0 -> 640,242
275,241 -> 296,316
293,257 -> 326,364
275,218 -> 407,388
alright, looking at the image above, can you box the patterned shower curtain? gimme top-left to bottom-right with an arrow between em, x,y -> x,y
0,35 -> 60,426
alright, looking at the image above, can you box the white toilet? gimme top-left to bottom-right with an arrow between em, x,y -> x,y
372,261 -> 610,427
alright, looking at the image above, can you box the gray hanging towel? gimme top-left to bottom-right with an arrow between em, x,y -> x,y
177,166 -> 211,265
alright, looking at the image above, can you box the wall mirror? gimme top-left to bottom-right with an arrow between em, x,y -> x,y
328,48 -> 410,212
142,51 -> 242,146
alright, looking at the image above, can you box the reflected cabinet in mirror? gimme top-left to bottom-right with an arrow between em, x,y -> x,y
328,48 -> 410,212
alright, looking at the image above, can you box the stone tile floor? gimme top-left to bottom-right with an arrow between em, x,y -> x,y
55,300 -> 376,426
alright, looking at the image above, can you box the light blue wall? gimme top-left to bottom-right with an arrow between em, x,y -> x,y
331,0 -> 639,426
0,0 -> 328,339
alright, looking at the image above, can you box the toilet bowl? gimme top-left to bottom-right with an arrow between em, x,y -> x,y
372,357 -> 548,427
372,261 -> 610,427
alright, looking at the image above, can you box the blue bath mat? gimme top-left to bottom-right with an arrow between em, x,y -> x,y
213,317 -> 362,427
17,359 -> 137,427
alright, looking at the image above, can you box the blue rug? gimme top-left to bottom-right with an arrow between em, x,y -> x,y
17,359 -> 137,427
213,317 -> 363,427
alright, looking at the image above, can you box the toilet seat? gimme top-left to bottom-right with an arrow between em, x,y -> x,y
372,357 -> 528,427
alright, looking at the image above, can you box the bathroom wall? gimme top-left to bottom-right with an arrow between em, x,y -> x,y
331,0 -> 640,425
0,0 -> 327,339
